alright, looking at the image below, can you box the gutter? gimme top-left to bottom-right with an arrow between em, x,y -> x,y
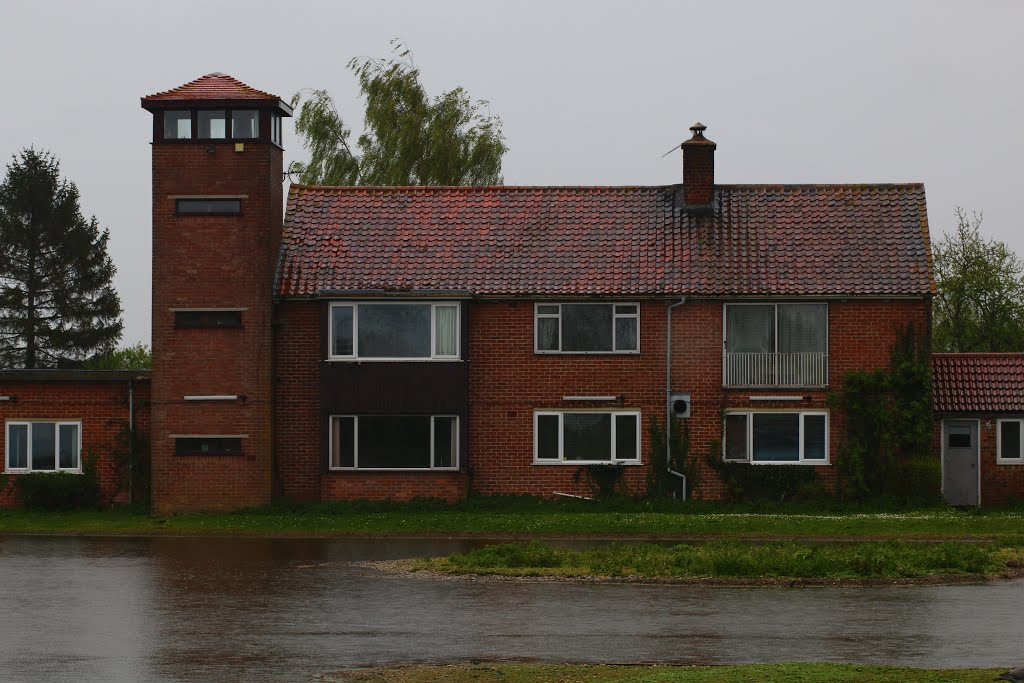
666,296 -> 687,500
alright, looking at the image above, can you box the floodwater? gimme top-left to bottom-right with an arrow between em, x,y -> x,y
0,536 -> 1022,682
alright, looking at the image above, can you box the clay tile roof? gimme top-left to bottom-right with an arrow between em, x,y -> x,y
143,72 -> 280,102
276,183 -> 935,298
932,354 -> 1024,414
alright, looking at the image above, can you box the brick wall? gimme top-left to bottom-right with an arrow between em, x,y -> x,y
150,140 -> 281,514
468,300 -> 666,498
271,297 -> 930,502
674,299 -> 931,500
273,301 -> 322,501
0,379 -> 150,507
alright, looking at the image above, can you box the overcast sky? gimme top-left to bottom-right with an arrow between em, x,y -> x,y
0,0 -> 1021,346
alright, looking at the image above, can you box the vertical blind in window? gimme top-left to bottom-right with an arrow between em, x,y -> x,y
778,304 -> 827,353
726,305 -> 774,353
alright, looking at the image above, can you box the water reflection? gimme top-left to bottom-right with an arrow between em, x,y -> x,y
0,536 -> 1021,681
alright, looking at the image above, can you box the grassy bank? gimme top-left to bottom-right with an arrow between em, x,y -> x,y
327,663 -> 1007,683
401,540 -> 1024,583
2,498 -> 1024,540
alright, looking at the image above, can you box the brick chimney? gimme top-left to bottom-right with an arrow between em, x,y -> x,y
682,122 -> 716,213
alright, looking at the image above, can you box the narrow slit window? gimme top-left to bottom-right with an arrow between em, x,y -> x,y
176,199 -> 241,215
175,437 -> 243,456
174,310 -> 243,329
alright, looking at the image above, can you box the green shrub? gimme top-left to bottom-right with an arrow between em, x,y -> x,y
707,448 -> 823,503
15,453 -> 101,510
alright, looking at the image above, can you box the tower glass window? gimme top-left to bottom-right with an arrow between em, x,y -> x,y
164,111 -> 192,140
232,110 -> 259,139
198,110 -> 227,139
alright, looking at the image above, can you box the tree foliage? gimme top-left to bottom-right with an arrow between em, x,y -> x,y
933,208 -> 1024,352
82,342 -> 151,370
290,41 -> 507,186
0,149 -> 122,368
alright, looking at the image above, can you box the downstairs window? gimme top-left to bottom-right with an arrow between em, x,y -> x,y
329,415 -> 459,470
723,412 -> 828,464
534,411 -> 640,464
5,421 -> 81,472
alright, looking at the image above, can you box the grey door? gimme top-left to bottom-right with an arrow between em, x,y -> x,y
943,420 -> 979,506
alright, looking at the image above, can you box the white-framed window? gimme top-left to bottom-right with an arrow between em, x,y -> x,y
329,415 -> 459,470
5,420 -> 82,473
723,411 -> 828,464
271,112 -> 282,146
329,302 -> 460,361
535,303 -> 639,354
723,303 -> 828,387
997,419 -> 1024,464
533,410 -> 641,464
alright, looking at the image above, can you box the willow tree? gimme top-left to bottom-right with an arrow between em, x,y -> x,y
0,149 -> 122,368
290,41 -> 507,186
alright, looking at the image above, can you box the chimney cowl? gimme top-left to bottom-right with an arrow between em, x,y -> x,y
681,121 -> 716,213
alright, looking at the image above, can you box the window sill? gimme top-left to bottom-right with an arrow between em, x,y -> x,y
533,461 -> 643,466
535,351 -> 640,356
176,451 -> 244,457
996,460 -> 1024,465
3,469 -> 82,475
324,358 -> 463,363
726,460 -> 831,466
327,468 -> 461,473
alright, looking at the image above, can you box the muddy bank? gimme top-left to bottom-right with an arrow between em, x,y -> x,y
363,558 -> 1024,587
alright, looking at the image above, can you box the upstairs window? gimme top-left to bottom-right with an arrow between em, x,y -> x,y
329,302 -> 460,360
174,310 -> 243,329
198,110 -> 227,139
6,421 -> 81,473
723,411 -> 828,464
164,110 -> 192,139
535,303 -> 639,354
271,112 -> 282,146
232,110 -> 259,139
724,303 -> 828,386
176,198 -> 242,215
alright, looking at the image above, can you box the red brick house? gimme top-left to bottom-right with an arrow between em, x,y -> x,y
933,353 -> 1024,506
135,73 -> 941,513
0,370 -> 149,506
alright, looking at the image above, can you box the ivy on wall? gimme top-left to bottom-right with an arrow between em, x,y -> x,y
828,324 -> 939,501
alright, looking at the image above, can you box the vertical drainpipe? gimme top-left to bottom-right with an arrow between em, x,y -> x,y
666,296 -> 687,500
128,377 -> 135,505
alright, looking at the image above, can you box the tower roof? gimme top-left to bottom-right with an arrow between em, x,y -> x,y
141,73 -> 292,114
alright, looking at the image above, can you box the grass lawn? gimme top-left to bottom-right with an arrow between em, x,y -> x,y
1,498 -> 1024,540
325,663 -> 1008,682
401,539 -> 1024,582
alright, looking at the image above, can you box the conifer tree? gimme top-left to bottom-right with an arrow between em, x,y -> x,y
0,149 -> 122,368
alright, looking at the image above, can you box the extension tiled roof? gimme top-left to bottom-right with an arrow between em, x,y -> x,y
932,354 -> 1024,414
276,183 -> 934,298
143,73 -> 280,103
